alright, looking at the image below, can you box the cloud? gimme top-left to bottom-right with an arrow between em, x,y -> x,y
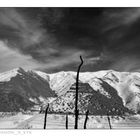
0,8 -> 140,72
98,8 -> 140,72
102,8 -> 140,32
0,8 -> 45,48
33,48 -> 98,71
0,41 -> 42,72
0,8 -> 102,72
109,56 -> 140,72
0,40 -> 100,73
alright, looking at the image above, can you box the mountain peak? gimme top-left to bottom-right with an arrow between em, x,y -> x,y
12,67 -> 25,72
15,67 -> 24,70
0,67 -> 26,82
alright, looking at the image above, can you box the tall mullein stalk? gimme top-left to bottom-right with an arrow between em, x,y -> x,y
107,113 -> 112,129
66,113 -> 68,129
84,110 -> 89,129
74,55 -> 83,129
43,104 -> 49,129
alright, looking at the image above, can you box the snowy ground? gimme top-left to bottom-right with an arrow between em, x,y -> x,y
1,113 -> 140,129
0,112 -> 33,129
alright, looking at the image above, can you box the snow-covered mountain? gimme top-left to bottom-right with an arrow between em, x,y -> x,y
48,82 -> 131,115
0,68 -> 56,112
35,70 -> 140,114
1,68 -> 140,114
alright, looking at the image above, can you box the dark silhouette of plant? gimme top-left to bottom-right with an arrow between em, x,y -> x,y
74,55 -> 83,129
107,112 -> 112,129
84,110 -> 89,129
44,104 -> 49,129
66,113 -> 68,129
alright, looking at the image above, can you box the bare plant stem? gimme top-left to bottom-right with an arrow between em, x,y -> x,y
66,114 -> 68,129
107,113 -> 112,129
84,110 -> 89,129
74,55 -> 83,129
44,104 -> 49,129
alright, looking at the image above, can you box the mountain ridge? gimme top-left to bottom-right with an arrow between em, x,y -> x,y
0,67 -> 56,112
0,68 -> 140,114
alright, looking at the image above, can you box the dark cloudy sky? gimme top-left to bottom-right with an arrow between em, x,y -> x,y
0,7 -> 140,73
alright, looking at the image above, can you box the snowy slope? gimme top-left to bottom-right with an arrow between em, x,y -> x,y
1,68 -> 140,113
35,70 -> 140,114
0,68 -> 56,112
0,68 -> 23,82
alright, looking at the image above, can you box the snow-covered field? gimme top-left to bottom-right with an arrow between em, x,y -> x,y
0,113 -> 140,129
0,113 -> 33,129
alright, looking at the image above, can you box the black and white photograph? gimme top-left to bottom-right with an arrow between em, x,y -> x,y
0,6 -> 140,130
